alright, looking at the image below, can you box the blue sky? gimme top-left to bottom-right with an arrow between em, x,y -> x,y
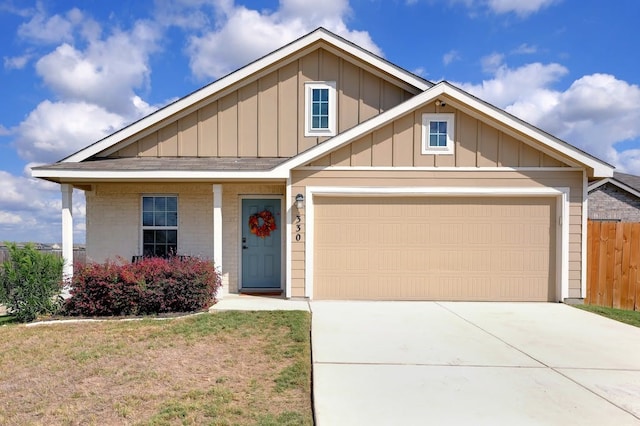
1,0 -> 639,243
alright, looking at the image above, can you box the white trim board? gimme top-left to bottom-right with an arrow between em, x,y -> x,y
304,186 -> 570,302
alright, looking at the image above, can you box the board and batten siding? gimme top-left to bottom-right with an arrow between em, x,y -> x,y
107,48 -> 414,160
290,170 -> 584,299
309,108 -> 571,168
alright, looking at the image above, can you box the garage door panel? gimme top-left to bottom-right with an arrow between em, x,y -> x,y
314,196 -> 555,301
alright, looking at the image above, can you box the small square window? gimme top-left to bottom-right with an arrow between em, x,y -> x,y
422,113 -> 455,155
305,82 -> 336,136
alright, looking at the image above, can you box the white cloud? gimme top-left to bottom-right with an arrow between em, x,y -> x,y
457,62 -> 640,174
186,0 -> 381,80
4,53 -> 32,70
0,169 -> 86,243
15,100 -> 126,163
480,52 -> 505,73
443,50 -> 460,66
450,0 -> 560,17
0,211 -> 22,225
512,43 -> 538,55
486,0 -> 560,17
458,61 -> 568,107
35,20 -> 160,116
17,5 -> 78,44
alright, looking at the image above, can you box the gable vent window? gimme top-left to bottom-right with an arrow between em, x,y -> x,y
422,113 -> 455,155
305,81 -> 336,137
142,195 -> 178,258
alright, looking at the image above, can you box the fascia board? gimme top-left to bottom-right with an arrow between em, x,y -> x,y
62,29 -> 430,164
30,168 -> 291,180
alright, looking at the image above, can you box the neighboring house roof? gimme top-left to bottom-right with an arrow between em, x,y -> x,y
58,28 -> 432,164
588,172 -> 640,198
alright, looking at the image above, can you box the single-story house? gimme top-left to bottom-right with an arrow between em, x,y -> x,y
33,28 -> 614,302
588,172 -> 640,222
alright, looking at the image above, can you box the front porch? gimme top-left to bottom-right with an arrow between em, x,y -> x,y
59,181 -> 294,299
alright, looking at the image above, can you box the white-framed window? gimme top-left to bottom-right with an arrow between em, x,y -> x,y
422,113 -> 455,155
142,195 -> 178,257
305,81 -> 336,137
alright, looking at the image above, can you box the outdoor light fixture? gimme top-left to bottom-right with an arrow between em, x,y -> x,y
295,193 -> 304,209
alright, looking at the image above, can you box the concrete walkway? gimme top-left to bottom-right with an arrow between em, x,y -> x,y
209,294 -> 310,312
311,301 -> 640,425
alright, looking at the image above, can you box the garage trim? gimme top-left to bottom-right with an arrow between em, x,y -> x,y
304,186 -> 570,301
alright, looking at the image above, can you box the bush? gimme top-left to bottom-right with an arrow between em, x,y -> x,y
64,256 -> 221,316
0,243 -> 64,322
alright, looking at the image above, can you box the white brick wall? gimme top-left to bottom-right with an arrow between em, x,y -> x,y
87,183 -> 213,263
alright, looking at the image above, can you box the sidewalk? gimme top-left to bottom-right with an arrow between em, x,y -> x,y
209,294 -> 311,312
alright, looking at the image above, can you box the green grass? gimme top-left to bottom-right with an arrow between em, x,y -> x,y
0,315 -> 17,326
574,304 -> 640,327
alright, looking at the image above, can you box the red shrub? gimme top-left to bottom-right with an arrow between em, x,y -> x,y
64,257 -> 221,316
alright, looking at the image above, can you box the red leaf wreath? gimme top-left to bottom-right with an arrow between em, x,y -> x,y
249,210 -> 277,238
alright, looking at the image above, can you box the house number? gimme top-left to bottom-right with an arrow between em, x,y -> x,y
295,215 -> 302,241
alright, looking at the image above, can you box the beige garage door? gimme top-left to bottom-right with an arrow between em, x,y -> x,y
313,196 -> 556,301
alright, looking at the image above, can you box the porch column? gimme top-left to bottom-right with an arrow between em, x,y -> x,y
212,184 -> 226,298
61,184 -> 74,287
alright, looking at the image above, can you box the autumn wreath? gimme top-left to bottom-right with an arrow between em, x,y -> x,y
248,209 -> 277,238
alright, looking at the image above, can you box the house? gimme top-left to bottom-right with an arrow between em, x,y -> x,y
32,28 -> 614,303
588,172 -> 640,222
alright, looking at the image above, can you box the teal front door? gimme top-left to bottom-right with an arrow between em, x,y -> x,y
241,198 -> 282,289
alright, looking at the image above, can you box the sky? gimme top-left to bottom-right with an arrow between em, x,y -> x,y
1,0 -> 640,244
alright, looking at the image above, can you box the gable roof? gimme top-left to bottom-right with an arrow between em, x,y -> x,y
59,28 -> 432,164
32,28 -> 615,183
273,81 -> 614,177
588,172 -> 640,198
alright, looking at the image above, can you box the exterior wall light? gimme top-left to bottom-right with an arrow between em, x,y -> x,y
295,193 -> 304,209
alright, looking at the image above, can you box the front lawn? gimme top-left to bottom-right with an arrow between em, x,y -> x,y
0,311 -> 313,425
574,304 -> 640,328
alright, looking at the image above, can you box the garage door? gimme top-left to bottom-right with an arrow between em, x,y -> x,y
313,196 -> 556,301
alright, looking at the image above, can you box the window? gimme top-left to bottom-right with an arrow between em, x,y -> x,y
142,195 -> 177,257
422,113 -> 455,155
305,81 -> 336,136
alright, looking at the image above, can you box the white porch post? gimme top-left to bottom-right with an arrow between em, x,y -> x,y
212,184 -> 225,298
61,184 -> 74,286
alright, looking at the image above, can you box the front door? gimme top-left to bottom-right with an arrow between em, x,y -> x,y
241,198 -> 282,289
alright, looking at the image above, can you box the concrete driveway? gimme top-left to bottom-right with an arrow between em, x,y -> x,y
311,302 -> 640,425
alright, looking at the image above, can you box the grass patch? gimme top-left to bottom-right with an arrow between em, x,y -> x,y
0,311 -> 312,425
0,315 -> 17,326
574,304 -> 640,327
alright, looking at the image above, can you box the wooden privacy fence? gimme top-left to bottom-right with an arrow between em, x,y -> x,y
587,221 -> 640,311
